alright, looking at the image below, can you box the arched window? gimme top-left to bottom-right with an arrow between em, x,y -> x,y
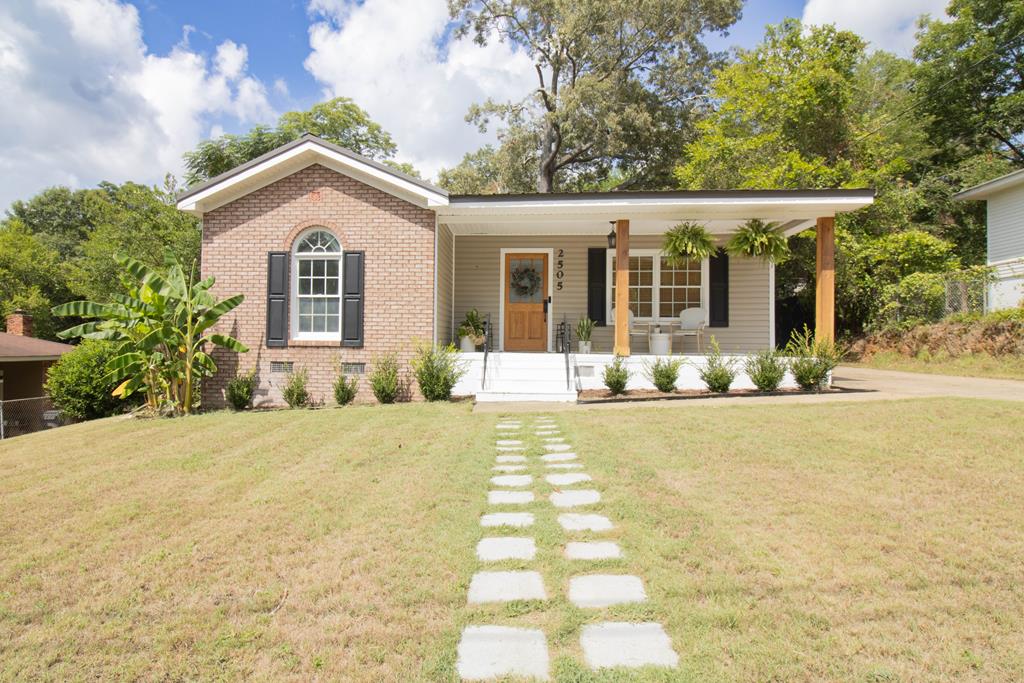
292,229 -> 342,340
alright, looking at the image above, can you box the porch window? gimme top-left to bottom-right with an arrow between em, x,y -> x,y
607,250 -> 706,321
292,229 -> 342,340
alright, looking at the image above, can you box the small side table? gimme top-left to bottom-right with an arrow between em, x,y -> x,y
649,331 -> 671,355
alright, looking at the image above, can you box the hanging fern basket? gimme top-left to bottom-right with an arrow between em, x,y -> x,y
661,221 -> 716,265
727,219 -> 791,263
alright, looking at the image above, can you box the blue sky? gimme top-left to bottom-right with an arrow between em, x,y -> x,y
0,0 -> 947,210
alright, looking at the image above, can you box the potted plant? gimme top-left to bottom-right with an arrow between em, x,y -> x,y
458,309 -> 486,352
576,317 -> 594,353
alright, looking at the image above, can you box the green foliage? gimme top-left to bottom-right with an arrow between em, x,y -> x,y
52,254 -> 247,415
282,368 -> 311,408
226,370 -> 257,411
876,272 -> 947,331
643,356 -> 684,393
6,186 -> 91,259
0,219 -> 68,339
369,353 -> 401,404
411,342 -> 468,401
457,308 -> 486,342
744,349 -> 788,392
44,340 -> 124,420
698,337 -> 739,392
785,326 -> 846,390
575,317 -> 595,342
333,372 -> 358,406
602,356 -> 631,395
662,222 -> 716,264
727,219 -> 790,263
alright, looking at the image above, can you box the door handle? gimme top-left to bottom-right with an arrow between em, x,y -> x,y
543,296 -> 551,314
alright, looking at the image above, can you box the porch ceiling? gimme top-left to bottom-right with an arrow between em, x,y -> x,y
444,217 -> 812,236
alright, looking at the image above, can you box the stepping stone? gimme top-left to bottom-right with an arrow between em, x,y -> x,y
540,453 -> 577,462
535,430 -> 559,435
468,571 -> 546,603
542,437 -> 566,443
546,463 -> 584,470
580,623 -> 678,670
488,490 -> 534,505
544,444 -> 572,452
496,440 -> 522,446
546,473 -> 592,486
457,626 -> 550,681
492,464 -> 527,472
558,513 -> 613,532
496,446 -> 525,452
568,574 -> 646,608
490,474 -> 532,488
566,541 -> 622,560
476,537 -> 536,561
496,455 -> 527,463
550,489 -> 601,508
496,422 -> 521,428
481,512 -> 534,528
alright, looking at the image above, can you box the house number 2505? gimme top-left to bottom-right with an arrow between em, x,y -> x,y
555,249 -> 565,291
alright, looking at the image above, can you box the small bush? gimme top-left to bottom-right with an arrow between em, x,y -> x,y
698,337 -> 738,392
44,339 -> 123,420
282,367 -> 310,408
786,326 -> 846,391
643,356 -> 684,393
369,353 -> 401,404
226,370 -> 256,410
603,356 -> 631,395
333,372 -> 358,406
744,349 -> 787,392
412,342 -> 467,401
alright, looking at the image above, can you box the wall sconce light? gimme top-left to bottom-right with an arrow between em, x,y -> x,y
607,221 -> 617,249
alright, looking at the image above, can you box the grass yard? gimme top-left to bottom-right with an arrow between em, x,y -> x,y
854,350 -> 1024,381
2,398 -> 1023,681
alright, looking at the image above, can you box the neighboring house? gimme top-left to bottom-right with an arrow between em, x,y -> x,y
955,168 -> 1024,311
177,134 -> 873,404
0,311 -> 72,438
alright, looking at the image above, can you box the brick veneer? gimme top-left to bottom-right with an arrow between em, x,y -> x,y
201,164 -> 436,407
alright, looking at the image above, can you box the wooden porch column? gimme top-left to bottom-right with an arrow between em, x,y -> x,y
614,218 -> 630,356
815,216 -> 836,342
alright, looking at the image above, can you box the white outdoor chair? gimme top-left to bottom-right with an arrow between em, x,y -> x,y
673,307 -> 707,353
610,307 -> 648,350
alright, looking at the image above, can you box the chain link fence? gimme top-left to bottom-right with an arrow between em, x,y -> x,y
943,276 -> 988,317
0,397 -> 70,440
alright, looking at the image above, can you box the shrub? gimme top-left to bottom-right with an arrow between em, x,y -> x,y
786,326 -> 846,391
412,341 -> 467,401
698,337 -> 738,392
602,355 -> 631,395
282,367 -> 310,408
226,370 -> 256,410
44,339 -> 123,420
369,353 -> 401,404
643,356 -> 684,393
744,349 -> 787,392
333,372 -> 358,406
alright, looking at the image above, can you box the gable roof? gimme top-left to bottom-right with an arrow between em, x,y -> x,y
0,332 -> 72,362
176,134 -> 449,216
955,168 -> 1024,201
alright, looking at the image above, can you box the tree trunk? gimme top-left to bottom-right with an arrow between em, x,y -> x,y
537,120 -> 558,192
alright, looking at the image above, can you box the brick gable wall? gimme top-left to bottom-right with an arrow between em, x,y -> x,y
201,164 -> 436,407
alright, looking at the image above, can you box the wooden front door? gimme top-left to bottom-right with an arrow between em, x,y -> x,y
504,252 -> 548,351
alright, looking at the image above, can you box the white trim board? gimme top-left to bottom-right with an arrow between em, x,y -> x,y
498,248 -> 555,352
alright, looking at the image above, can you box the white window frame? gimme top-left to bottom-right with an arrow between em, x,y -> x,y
605,248 -> 709,324
291,229 -> 343,342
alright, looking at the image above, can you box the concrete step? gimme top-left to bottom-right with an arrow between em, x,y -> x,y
476,390 -> 578,403
483,379 -> 575,393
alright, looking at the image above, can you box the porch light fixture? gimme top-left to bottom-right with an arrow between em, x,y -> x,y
607,221 -> 616,249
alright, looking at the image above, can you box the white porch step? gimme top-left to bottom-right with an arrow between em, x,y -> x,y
476,390 -> 578,403
482,379 -> 574,393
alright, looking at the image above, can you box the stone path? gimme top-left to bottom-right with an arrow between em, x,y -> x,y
456,415 -> 678,680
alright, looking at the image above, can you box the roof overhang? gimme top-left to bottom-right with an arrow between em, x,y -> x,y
954,168 -> 1024,201
0,355 -> 63,362
176,135 -> 449,216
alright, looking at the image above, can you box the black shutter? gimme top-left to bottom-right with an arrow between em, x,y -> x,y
587,247 -> 607,325
342,250 -> 364,347
709,249 -> 729,328
266,252 -> 288,348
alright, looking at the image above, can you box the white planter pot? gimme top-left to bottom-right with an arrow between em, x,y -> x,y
577,341 -> 592,354
459,336 -> 477,352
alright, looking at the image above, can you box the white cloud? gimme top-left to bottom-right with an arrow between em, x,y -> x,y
303,0 -> 536,180
0,0 -> 277,210
802,0 -> 948,56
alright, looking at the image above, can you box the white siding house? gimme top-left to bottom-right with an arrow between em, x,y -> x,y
956,169 -> 1024,310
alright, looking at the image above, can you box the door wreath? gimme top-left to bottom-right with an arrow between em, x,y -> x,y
510,265 -> 543,298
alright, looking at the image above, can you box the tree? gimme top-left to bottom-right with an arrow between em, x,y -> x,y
448,0 -> 742,192
6,186 -> 91,259
437,144 -> 535,194
183,98 -> 401,185
914,0 -> 1024,165
0,220 -> 69,339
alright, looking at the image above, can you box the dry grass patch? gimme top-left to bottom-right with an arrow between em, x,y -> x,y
852,350 -> 1024,381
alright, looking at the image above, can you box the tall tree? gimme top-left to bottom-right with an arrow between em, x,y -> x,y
6,187 -> 91,259
448,0 -> 742,192
0,220 -> 68,339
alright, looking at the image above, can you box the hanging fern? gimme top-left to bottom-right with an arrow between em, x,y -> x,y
726,219 -> 791,263
662,221 -> 716,265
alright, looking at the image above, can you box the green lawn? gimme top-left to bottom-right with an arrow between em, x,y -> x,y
855,350 -> 1024,381
2,399 -> 1023,681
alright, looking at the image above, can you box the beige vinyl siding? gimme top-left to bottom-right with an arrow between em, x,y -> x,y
436,223 -> 454,344
987,183 -> 1024,264
451,232 -> 772,353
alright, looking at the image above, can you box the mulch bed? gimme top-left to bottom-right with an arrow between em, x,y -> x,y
577,387 -> 850,404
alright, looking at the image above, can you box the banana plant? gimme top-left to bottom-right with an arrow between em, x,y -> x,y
53,254 -> 248,415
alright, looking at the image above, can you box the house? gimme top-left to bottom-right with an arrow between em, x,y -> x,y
0,311 -> 72,437
176,134 -> 873,404
955,168 -> 1024,311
